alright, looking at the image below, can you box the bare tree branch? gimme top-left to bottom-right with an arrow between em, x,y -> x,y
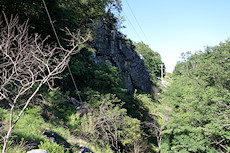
0,12 -> 89,153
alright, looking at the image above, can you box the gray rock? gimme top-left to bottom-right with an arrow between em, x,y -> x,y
75,102 -> 90,117
68,97 -> 79,105
78,144 -> 93,153
27,149 -> 48,153
92,21 -> 153,94
42,130 -> 57,143
64,97 -> 90,117
124,71 -> 133,93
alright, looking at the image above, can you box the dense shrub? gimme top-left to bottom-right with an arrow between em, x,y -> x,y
38,140 -> 69,153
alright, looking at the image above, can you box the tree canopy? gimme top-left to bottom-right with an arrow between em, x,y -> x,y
160,40 -> 230,152
0,0 -> 121,41
134,42 -> 164,82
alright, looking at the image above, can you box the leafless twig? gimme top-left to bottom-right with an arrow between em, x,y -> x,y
0,13 -> 89,153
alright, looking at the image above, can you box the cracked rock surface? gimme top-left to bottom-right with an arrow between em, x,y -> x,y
92,22 -> 152,93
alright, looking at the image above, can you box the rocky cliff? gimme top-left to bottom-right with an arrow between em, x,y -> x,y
91,21 -> 152,94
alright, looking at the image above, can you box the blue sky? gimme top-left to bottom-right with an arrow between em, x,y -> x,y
120,0 -> 230,73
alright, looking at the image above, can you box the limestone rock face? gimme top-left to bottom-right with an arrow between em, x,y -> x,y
92,22 -> 152,93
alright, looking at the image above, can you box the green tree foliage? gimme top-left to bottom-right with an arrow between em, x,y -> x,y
69,91 -> 142,152
57,47 -> 124,95
134,42 -> 164,81
60,0 -> 122,25
0,0 -> 121,41
0,0 -> 62,40
173,61 -> 186,76
0,0 -> 165,152
162,40 -> 230,152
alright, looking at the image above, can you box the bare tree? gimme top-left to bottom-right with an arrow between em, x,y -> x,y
142,114 -> 164,153
76,95 -> 125,152
132,137 -> 148,153
0,13 -> 88,153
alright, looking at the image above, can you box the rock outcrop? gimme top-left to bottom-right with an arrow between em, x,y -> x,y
42,130 -> 57,143
78,144 -> 93,153
27,149 -> 48,153
92,22 -> 152,93
65,97 -> 89,117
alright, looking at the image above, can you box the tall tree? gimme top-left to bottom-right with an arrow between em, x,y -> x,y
134,42 -> 164,81
0,0 -> 122,42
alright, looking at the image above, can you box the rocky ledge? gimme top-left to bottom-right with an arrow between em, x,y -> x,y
92,21 -> 152,94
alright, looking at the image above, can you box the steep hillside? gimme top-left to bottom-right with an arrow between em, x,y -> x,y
0,1 -> 165,152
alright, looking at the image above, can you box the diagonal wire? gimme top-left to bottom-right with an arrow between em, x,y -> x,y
42,0 -> 83,102
122,11 -> 143,41
125,0 -> 151,45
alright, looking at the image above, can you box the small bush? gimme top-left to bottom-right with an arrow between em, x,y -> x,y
1,138 -> 28,153
38,140 -> 69,153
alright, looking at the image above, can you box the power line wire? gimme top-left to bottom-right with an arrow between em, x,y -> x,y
122,11 -> 143,41
125,0 -> 151,45
42,0 -> 83,103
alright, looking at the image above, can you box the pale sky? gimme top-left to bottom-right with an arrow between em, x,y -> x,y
120,0 -> 230,73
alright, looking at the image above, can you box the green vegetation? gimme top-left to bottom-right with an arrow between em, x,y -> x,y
0,0 -> 164,152
159,41 -> 230,152
0,0 -> 121,42
134,42 -> 164,83
38,140 -> 69,153
1,0 -> 229,152
57,48 -> 124,95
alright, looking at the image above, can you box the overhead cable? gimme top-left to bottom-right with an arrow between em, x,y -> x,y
42,0 -> 83,103
122,11 -> 143,41
125,0 -> 151,45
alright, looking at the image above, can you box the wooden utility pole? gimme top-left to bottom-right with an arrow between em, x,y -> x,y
161,64 -> 163,87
